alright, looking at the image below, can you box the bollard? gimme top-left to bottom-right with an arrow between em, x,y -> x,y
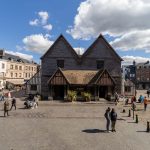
133,110 -> 134,120
147,121 -> 150,132
135,114 -> 138,123
123,109 -> 126,113
128,109 -> 131,117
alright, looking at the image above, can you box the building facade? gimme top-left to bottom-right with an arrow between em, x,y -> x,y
40,34 -> 122,100
0,50 -> 38,89
121,64 -> 136,96
0,59 -> 7,89
136,61 -> 150,90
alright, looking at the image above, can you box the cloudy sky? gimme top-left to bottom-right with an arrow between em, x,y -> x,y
0,0 -> 150,64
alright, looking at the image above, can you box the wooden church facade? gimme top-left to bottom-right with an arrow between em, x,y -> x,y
41,34 -> 122,100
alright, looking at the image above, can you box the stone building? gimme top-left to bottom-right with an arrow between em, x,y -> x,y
0,50 -> 38,89
121,64 -> 136,96
136,61 -> 150,89
40,34 -> 122,100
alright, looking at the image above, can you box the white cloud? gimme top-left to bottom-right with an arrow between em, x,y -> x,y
29,19 -> 39,26
111,30 -> 150,51
5,50 -> 33,61
43,24 -> 53,31
38,11 -> 49,25
16,45 -> 23,51
74,47 -> 85,55
68,0 -> 150,39
22,34 -> 53,53
122,55 -> 150,65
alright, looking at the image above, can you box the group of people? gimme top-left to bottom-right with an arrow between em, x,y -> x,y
24,94 -> 39,109
3,91 -> 40,117
125,94 -> 149,111
104,107 -> 117,132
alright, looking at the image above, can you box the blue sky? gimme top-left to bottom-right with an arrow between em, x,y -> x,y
0,0 -> 150,64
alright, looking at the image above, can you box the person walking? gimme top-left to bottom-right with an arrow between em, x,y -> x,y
114,92 -> 119,105
34,95 -> 39,106
110,108 -> 117,132
10,97 -> 16,110
4,99 -> 10,117
104,107 -> 111,132
144,96 -> 148,111
1,91 -> 4,101
8,91 -> 11,99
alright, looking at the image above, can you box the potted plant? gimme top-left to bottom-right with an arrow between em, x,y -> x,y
82,92 -> 91,102
67,90 -> 77,102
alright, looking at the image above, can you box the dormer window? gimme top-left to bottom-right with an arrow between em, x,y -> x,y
96,60 -> 104,69
57,60 -> 64,68
8,57 -> 12,60
17,59 -> 22,62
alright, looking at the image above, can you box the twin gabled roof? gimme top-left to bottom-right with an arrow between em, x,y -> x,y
41,34 -> 123,61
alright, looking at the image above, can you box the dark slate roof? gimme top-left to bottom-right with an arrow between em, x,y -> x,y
41,34 -> 122,62
1,52 -> 37,64
136,61 -> 150,66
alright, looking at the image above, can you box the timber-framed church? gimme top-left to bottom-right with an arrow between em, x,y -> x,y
37,34 -> 122,100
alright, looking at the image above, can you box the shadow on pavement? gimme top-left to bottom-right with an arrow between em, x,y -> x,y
136,131 -> 147,133
128,121 -> 136,123
18,107 -> 26,110
117,118 -> 126,121
136,109 -> 144,111
82,129 -> 107,133
0,116 -> 5,118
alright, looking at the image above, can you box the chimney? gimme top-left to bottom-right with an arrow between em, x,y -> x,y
0,49 -> 5,57
133,60 -> 136,66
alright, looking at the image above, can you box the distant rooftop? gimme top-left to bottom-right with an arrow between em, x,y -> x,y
0,49 -> 37,64
136,61 -> 150,66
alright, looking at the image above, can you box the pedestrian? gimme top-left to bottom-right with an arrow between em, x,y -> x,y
1,91 -> 4,101
8,91 -> 11,99
115,92 -> 119,102
10,97 -> 16,110
110,108 -> 117,132
4,99 -> 10,117
34,95 -> 39,106
132,101 -> 136,111
125,98 -> 129,105
144,96 -> 148,111
104,107 -> 111,132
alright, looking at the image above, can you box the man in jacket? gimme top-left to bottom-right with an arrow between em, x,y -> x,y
110,108 -> 117,132
144,97 -> 148,111
104,107 -> 111,132
4,100 -> 10,117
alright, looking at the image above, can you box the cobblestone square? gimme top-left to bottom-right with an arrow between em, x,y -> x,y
0,98 -> 150,150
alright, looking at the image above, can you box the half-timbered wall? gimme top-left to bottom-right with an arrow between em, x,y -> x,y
97,72 -> 114,86
49,71 -> 67,85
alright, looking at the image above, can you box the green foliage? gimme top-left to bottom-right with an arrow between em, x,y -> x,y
82,92 -> 91,101
67,90 -> 77,102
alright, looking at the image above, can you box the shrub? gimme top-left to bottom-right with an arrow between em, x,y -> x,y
82,92 -> 91,102
67,90 -> 77,102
